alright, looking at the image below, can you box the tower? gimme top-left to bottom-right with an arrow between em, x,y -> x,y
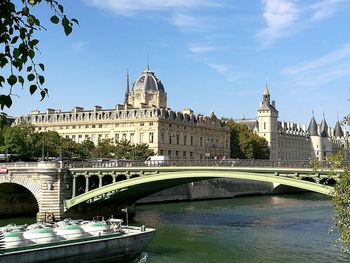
257,84 -> 279,160
127,68 -> 167,108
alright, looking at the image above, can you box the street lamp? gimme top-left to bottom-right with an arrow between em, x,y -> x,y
205,138 -> 210,162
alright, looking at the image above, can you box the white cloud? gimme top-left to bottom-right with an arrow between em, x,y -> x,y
72,41 -> 88,51
171,13 -> 205,31
188,44 -> 222,54
284,43 -> 350,75
257,0 -> 299,45
311,0 -> 346,21
204,60 -> 238,82
83,0 -> 212,15
284,43 -> 350,86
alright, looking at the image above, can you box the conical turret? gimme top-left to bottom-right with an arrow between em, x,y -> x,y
334,121 -> 344,138
320,117 -> 328,137
308,116 -> 318,136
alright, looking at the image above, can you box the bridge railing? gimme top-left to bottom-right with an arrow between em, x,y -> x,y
62,159 -> 346,169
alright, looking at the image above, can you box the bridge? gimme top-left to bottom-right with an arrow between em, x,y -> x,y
0,160 -> 342,221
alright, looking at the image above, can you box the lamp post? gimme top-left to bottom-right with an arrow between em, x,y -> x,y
205,138 -> 210,164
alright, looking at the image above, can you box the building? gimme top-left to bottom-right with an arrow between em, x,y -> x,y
236,84 -> 348,161
15,68 -> 231,160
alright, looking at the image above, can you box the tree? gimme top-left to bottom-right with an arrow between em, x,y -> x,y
0,0 -> 78,111
77,139 -> 94,159
0,125 -> 32,155
226,120 -> 269,159
92,139 -> 114,158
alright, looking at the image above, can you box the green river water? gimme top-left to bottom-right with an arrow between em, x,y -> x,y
1,193 -> 349,263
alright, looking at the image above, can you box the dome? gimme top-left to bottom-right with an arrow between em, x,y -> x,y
132,69 -> 165,92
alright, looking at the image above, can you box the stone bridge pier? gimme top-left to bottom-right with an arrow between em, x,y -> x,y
0,162 -> 71,221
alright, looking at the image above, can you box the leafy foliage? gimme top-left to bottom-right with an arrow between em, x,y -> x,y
225,120 -> 269,159
0,126 -> 154,160
332,165 -> 350,252
0,0 -> 78,110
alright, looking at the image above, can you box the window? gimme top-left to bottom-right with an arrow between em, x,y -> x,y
183,151 -> 186,158
149,132 -> 154,143
168,150 -> 172,157
183,135 -> 187,145
263,122 -> 266,130
200,137 -> 203,147
176,134 -> 179,145
91,134 -> 95,141
140,133 -> 144,143
190,136 -> 193,146
130,133 -> 135,144
161,132 -> 164,143
98,124 -> 102,128
160,150 -> 164,155
115,134 -> 119,143
122,133 -> 127,141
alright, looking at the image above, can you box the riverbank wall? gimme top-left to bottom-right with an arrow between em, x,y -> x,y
137,179 -> 297,204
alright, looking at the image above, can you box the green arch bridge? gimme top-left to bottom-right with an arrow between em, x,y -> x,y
64,166 -> 341,211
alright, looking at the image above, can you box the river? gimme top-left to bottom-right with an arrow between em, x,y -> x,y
1,193 -> 349,263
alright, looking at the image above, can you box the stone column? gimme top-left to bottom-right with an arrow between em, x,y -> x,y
85,174 -> 90,193
72,174 -> 77,198
98,173 -> 103,188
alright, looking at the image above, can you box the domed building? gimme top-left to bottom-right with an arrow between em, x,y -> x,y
15,68 -> 231,160
126,68 -> 167,108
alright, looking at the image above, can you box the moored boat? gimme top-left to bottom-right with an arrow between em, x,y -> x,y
0,217 -> 155,263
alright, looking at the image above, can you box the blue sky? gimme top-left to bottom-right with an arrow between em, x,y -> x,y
5,0 -> 350,128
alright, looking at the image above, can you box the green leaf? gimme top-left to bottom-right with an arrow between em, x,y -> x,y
30,84 -> 37,95
30,39 -> 39,46
27,66 -> 33,72
0,95 -> 12,109
11,36 -> 19,44
71,18 -> 79,26
18,76 -> 24,86
64,25 -> 72,36
40,90 -> 47,101
7,75 -> 17,86
27,73 -> 35,81
29,50 -> 35,59
38,63 -> 45,71
50,15 -> 59,24
38,75 -> 45,85
62,16 -> 69,27
58,4 -> 64,13
13,48 -> 20,58
22,7 -> 29,15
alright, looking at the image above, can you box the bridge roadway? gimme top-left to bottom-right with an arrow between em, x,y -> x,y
0,160 -> 342,220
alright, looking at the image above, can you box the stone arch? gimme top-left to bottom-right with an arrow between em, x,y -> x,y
0,175 -> 42,208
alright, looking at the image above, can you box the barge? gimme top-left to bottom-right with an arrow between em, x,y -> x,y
0,218 -> 155,263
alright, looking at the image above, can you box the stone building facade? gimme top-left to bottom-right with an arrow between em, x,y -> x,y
237,85 -> 348,161
15,68 -> 231,160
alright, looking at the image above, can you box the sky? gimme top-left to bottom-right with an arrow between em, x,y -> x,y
4,0 -> 350,128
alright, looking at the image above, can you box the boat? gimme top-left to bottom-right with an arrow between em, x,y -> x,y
0,217 -> 155,263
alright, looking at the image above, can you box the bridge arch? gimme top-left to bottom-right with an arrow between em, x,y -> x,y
64,170 -> 334,210
0,175 -> 42,209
